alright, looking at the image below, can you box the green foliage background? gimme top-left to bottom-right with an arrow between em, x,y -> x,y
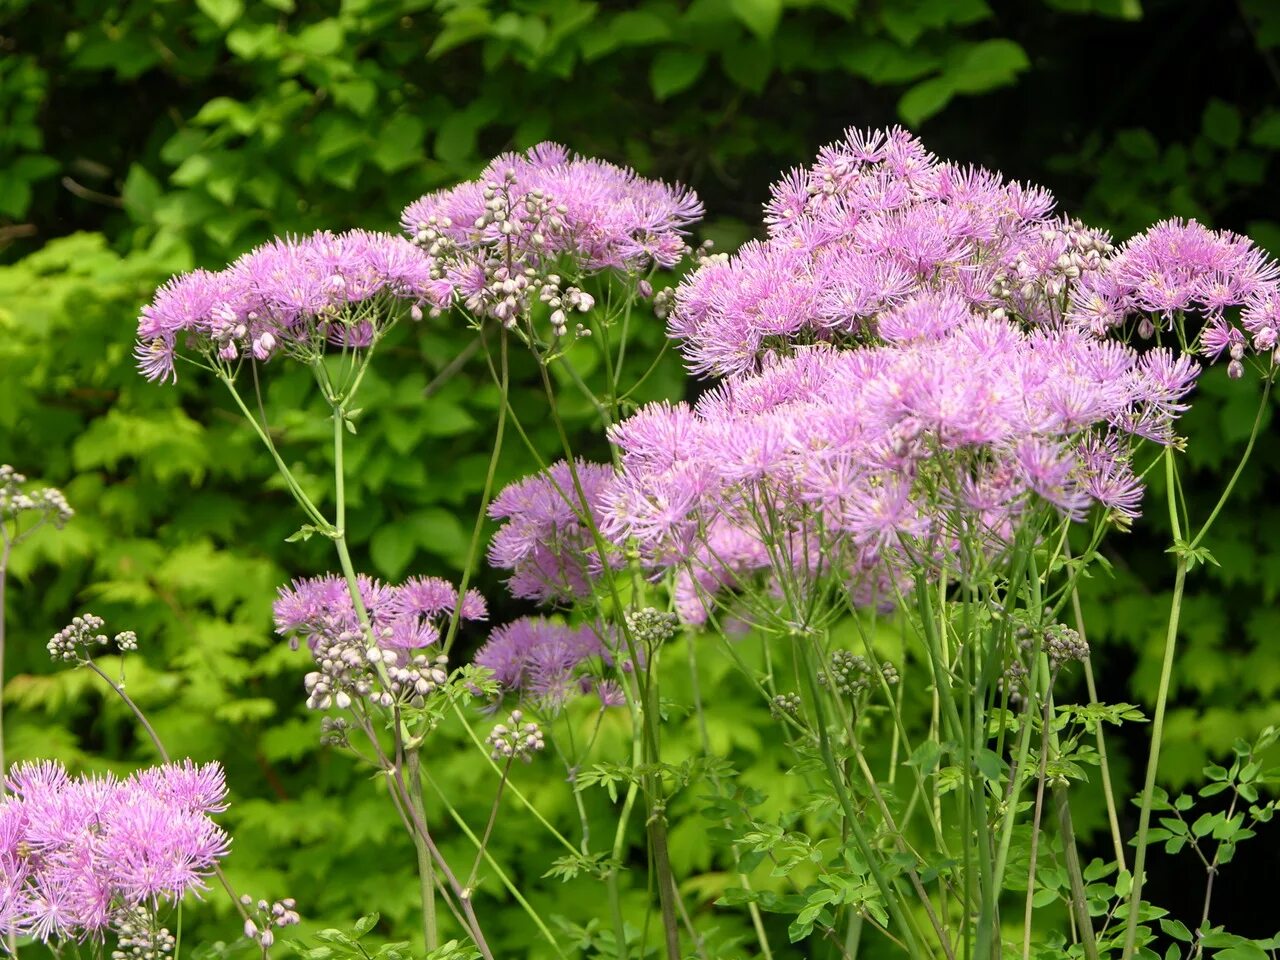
3,0 -> 1280,953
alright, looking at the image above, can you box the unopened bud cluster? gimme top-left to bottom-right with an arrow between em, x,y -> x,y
818,650 -> 899,697
48,614 -> 138,662
111,910 -> 175,960
651,285 -> 676,320
538,274 -> 595,338
770,692 -> 802,720
303,629 -> 375,710
625,607 -> 677,650
1,464 -> 73,528
319,716 -> 349,747
486,709 -> 545,763
691,239 -> 722,269
992,220 -> 1113,314
305,635 -> 449,712
1015,621 -> 1089,667
240,896 -> 300,949
372,648 -> 450,707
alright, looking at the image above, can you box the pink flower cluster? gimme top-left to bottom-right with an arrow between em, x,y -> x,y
667,127 -> 1106,377
487,460 -> 621,604
474,617 -> 624,710
401,142 -> 703,276
602,318 -> 1196,622
1067,217 -> 1280,376
0,760 -> 230,943
483,128 -> 1272,627
137,230 -> 440,382
274,574 -> 486,653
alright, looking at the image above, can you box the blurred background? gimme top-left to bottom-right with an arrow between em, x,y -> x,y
2,0 -> 1279,954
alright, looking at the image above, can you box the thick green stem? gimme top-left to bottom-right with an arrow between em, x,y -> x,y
798,638 -> 924,959
1053,785 -> 1099,960
1121,557 -> 1185,959
1122,448 -> 1187,959
406,752 -> 439,951
686,633 -> 775,960
1021,688 -> 1053,960
532,358 -> 683,959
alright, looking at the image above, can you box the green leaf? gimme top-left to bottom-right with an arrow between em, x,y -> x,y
370,523 -> 417,579
295,19 -> 345,57
729,0 -> 783,39
899,76 -> 953,126
373,116 -> 427,173
650,49 -> 708,100
352,914 -> 380,937
1161,918 -> 1193,943
197,0 -> 244,29
1212,946 -> 1269,960
945,38 -> 1029,94
1203,99 -> 1243,149
610,10 -> 672,45
721,40 -> 773,92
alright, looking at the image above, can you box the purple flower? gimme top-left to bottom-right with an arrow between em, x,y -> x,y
671,126 -> 1072,377
488,460 -> 620,604
0,760 -> 230,945
401,143 -> 702,277
473,617 -> 610,710
274,574 -> 486,654
136,231 -> 437,382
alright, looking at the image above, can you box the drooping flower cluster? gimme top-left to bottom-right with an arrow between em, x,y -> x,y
602,317 -> 1196,623
273,575 -> 485,710
1066,218 -> 1280,377
474,617 -> 624,711
240,895 -> 300,950
667,127 -> 1100,377
487,460 -> 621,604
135,230 -> 440,382
0,760 -> 230,944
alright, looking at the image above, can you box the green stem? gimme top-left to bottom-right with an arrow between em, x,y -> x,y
424,775 -> 569,959
406,752 -> 439,951
464,757 -> 513,894
1021,686 -> 1054,960
532,357 -> 683,960
442,332 -> 508,656
1122,449 -> 1187,960
686,632 -> 775,960
1053,784 -> 1099,960
798,637 -> 924,959
1186,375 -> 1272,553
220,375 -> 330,532
452,704 -> 583,857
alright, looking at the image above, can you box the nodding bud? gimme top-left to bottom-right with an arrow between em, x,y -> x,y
410,303 -> 424,322
638,280 -> 653,299
244,919 -> 258,940
1228,359 -> 1245,379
